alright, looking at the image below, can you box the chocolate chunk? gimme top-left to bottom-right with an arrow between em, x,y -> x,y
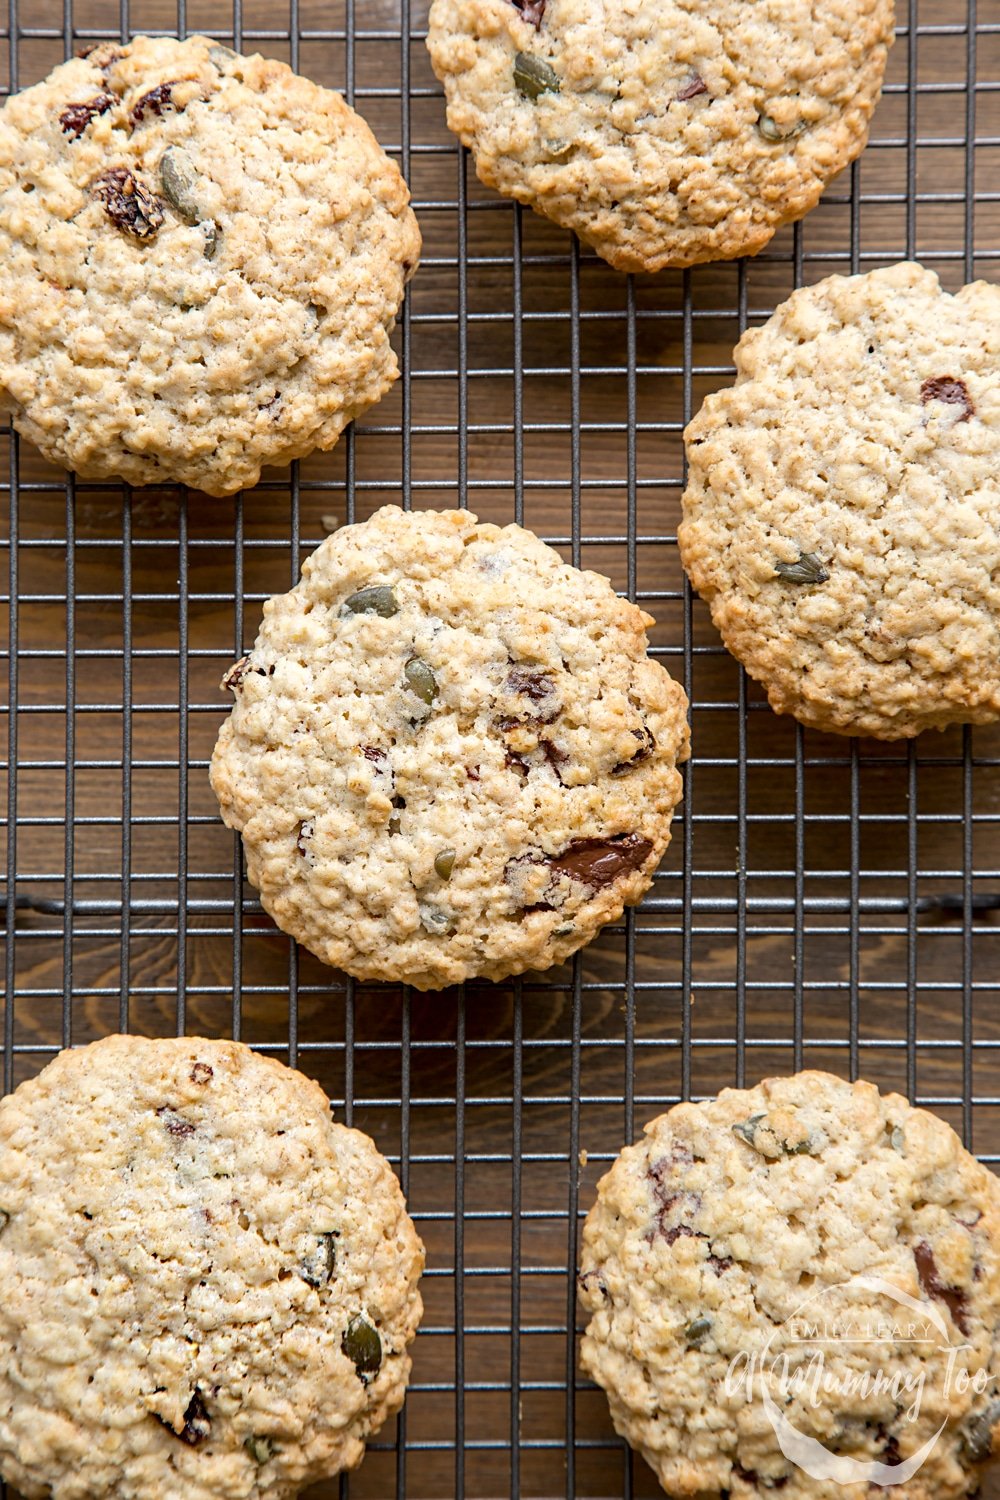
709,1252 -> 735,1275
507,666 -> 555,702
190,1062 -> 213,1085
548,833 -> 654,890
92,167 -> 164,239
914,1241 -> 970,1333
156,1107 -> 195,1138
540,739 -> 567,779
613,726 -> 656,774
505,749 -> 530,777
676,73 -> 708,102
179,1389 -> 211,1445
59,93 -> 115,138
920,376 -> 974,421
510,0 -> 546,25
130,80 -> 182,125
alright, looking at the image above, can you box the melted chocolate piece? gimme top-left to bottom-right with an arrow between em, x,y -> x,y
676,73 -> 708,102
510,0 -> 546,26
914,1241 -> 970,1333
549,834 -> 654,890
222,656 -> 250,693
59,93 -> 115,138
92,167 -> 164,239
613,726 -> 656,774
130,79 -> 183,125
540,738 -> 567,780
920,376 -> 974,421
179,1389 -> 211,1445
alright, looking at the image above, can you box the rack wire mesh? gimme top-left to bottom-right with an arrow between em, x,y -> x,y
2,1 -> 1000,1496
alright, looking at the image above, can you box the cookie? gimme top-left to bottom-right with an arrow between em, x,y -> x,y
679,262 -> 1000,739
210,504 -> 689,990
425,0 -> 894,273
579,1071 -> 1000,1499
0,1035 -> 424,1500
0,36 -> 420,495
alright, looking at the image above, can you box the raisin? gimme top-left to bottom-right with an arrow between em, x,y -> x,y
921,376 -> 974,421
577,1268 -> 610,1302
130,80 -> 182,125
507,666 -> 554,702
296,820 -> 314,856
362,746 -> 389,766
92,167 -> 164,240
548,834 -> 654,890
222,656 -> 250,693
190,1062 -> 213,1084
914,1241 -> 970,1333
676,73 -> 708,102
511,0 -> 546,23
156,1107 -> 195,1138
59,93 -> 115,138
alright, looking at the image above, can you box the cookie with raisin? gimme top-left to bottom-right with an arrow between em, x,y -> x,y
579,1071 -> 1000,1499
0,36 -> 420,494
210,504 -> 690,989
0,1035 -> 424,1499
679,262 -> 1000,738
426,0 -> 894,272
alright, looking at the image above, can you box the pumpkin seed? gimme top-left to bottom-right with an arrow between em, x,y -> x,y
343,585 -> 399,617
159,147 -> 202,222
404,657 -> 438,705
757,112 -> 805,143
434,848 -> 457,880
201,220 -> 219,260
244,1435 -> 274,1464
342,1314 -> 382,1382
774,552 -> 829,586
299,1231 -> 337,1288
514,51 -> 561,100
685,1316 -> 712,1347
209,43 -> 239,69
419,904 -> 450,935
963,1400 -> 1000,1463
890,1125 -> 905,1153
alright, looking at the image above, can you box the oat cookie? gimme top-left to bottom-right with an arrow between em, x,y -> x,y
0,1035 -> 424,1500
0,36 -> 420,494
579,1071 -> 1000,1499
679,263 -> 1000,738
426,0 -> 894,273
210,505 -> 689,989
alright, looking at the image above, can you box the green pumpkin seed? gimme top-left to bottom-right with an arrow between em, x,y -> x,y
514,51 -> 561,100
434,848 -> 457,880
342,1314 -> 382,1382
757,112 -> 805,143
774,552 -> 829,586
732,1114 -> 767,1149
404,657 -> 438,704
685,1316 -> 712,1347
419,904 -> 450,935
299,1231 -> 337,1288
201,220 -> 219,260
890,1125 -> 905,1153
159,147 -> 202,223
963,1400 -> 1000,1462
209,43 -> 238,69
244,1435 -> 274,1464
343,585 -> 399,618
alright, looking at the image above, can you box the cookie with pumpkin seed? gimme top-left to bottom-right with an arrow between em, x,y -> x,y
0,35 -> 419,494
679,262 -> 1000,738
210,504 -> 689,989
426,0 -> 894,272
0,1034 -> 423,1500
579,1071 -> 1000,1499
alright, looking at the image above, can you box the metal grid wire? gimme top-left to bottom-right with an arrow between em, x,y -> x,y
2,1 -> 1000,1496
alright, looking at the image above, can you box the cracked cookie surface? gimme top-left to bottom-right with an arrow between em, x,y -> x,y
679,263 -> 1000,738
579,1071 -> 1000,1499
0,1035 -> 424,1500
210,505 -> 689,989
0,35 -> 420,494
426,0 -> 894,272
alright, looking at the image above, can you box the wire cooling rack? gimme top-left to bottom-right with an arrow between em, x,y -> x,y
2,2 -> 1000,1497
